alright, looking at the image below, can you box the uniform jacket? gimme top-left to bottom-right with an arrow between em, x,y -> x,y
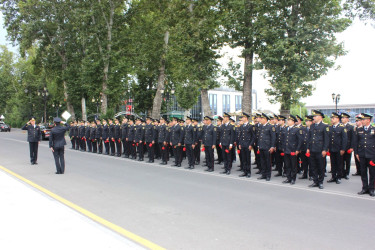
102,124 -> 109,139
307,122 -> 329,153
238,123 -> 255,148
184,124 -> 197,145
49,124 -> 70,149
328,123 -> 348,152
135,124 -> 145,142
114,124 -> 121,139
221,122 -> 236,147
283,126 -> 304,154
343,123 -> 354,150
354,125 -> 375,159
22,124 -> 42,142
258,123 -> 276,150
90,127 -> 97,141
170,124 -> 184,145
95,125 -> 103,139
144,123 -> 156,142
202,124 -> 217,147
121,123 -> 128,140
127,124 -> 135,141
158,124 -> 168,143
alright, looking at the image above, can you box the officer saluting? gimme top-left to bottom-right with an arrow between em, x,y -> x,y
202,116 -> 216,172
49,117 -> 70,174
22,117 -> 42,165
307,110 -> 329,189
354,113 -> 375,196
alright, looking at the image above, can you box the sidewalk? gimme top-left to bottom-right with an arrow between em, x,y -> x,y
0,170 -> 143,250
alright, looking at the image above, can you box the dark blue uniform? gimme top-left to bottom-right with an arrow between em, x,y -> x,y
158,124 -> 169,164
184,124 -> 197,168
78,125 -> 86,151
170,124 -> 184,167
216,125 -> 223,164
354,125 -> 375,194
109,123 -> 116,156
283,126 -> 304,182
258,123 -> 276,179
343,123 -> 354,178
220,122 -> 236,173
22,123 -> 42,164
85,125 -> 92,152
127,124 -> 136,159
328,123 -> 348,182
194,125 -> 203,165
202,124 -> 217,171
90,126 -> 97,153
49,123 -> 70,174
121,122 -> 128,157
102,124 -> 110,154
135,124 -> 145,161
238,123 -> 255,176
275,124 -> 286,176
96,124 -> 103,154
307,122 -> 329,186
145,123 -> 156,162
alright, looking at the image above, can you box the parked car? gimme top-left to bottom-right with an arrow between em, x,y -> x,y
40,125 -> 52,140
0,122 -> 11,132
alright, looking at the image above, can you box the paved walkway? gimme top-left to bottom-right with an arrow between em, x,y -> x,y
0,170 -> 144,250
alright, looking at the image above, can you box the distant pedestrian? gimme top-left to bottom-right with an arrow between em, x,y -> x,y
21,117 -> 41,165
49,117 -> 70,174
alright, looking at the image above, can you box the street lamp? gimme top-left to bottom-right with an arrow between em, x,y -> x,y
92,97 -> 103,120
52,103 -> 62,117
38,87 -> 49,123
332,93 -> 341,113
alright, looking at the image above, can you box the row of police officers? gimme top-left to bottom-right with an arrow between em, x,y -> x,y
67,109 -> 375,196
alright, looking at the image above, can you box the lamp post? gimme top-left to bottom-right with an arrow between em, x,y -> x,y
161,88 -> 175,117
38,87 -> 49,123
52,103 -> 62,117
92,97 -> 103,120
332,93 -> 341,113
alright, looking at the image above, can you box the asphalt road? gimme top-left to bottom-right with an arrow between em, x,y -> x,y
1,129 -> 374,250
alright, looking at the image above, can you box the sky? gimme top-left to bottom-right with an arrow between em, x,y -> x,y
1,13 -> 374,113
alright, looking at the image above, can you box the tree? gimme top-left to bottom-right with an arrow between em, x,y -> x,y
259,0 -> 351,115
221,0 -> 272,115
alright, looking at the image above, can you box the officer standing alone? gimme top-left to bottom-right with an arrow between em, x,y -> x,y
22,117 -> 41,165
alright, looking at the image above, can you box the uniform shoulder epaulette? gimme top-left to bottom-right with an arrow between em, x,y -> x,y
339,124 -> 344,127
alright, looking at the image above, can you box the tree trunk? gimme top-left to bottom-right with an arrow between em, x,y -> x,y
151,30 -> 169,119
242,44 -> 253,115
81,97 -> 87,121
280,91 -> 291,116
61,57 -> 75,121
201,88 -> 211,117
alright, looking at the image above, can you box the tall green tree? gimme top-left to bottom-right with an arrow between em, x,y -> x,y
259,0 -> 351,114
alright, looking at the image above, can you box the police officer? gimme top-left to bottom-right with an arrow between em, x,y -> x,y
215,117 -> 223,165
202,116 -> 216,172
219,113 -> 235,175
96,120 -> 103,154
69,122 -> 75,149
352,116 -> 363,176
257,113 -> 276,181
113,118 -> 121,157
134,118 -> 145,161
341,112 -> 354,179
158,117 -> 169,165
108,119 -> 116,156
307,110 -> 329,189
183,116 -> 197,169
237,112 -> 255,177
121,117 -> 129,158
85,121 -> 92,152
193,119 -> 203,165
154,119 -> 161,160
79,121 -> 86,151
145,117 -> 156,163
127,118 -> 136,159
282,115 -> 304,185
22,117 -> 41,165
354,113 -> 375,196
49,117 -> 70,174
90,121 -> 97,153
254,113 -> 262,172
102,119 -> 110,155
300,115 -> 314,180
327,112 -> 348,184
170,117 -> 184,167
275,115 -> 286,177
